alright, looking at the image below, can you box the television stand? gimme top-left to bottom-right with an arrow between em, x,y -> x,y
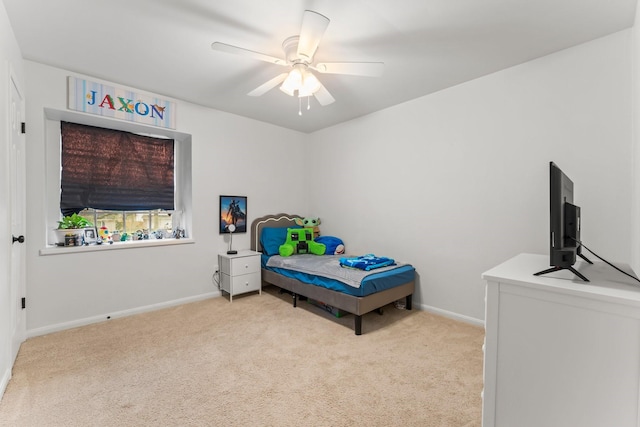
533,265 -> 589,282
578,252 -> 593,264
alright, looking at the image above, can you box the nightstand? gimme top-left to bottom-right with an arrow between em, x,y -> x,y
218,250 -> 261,302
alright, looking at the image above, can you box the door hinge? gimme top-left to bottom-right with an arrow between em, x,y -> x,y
21,122 -> 25,134
21,297 -> 25,309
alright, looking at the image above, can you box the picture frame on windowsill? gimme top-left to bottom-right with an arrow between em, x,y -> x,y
83,227 -> 98,244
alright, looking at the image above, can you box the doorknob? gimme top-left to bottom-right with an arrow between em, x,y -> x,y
12,235 -> 25,244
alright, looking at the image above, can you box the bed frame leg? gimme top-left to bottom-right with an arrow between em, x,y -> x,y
292,293 -> 297,307
355,315 -> 362,335
406,294 -> 413,310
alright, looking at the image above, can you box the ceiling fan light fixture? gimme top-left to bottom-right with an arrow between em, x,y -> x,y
280,64 -> 321,98
279,65 -> 303,96
279,80 -> 297,97
299,70 -> 321,97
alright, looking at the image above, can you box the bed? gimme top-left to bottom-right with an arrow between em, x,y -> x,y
251,213 -> 415,335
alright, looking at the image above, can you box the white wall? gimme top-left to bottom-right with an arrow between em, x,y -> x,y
309,30 -> 634,322
0,0 -> 23,400
23,61 -> 308,335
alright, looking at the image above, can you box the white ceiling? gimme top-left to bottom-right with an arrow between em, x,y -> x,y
3,0 -> 637,133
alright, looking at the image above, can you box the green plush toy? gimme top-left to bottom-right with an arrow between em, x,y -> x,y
279,228 -> 326,257
295,217 -> 321,239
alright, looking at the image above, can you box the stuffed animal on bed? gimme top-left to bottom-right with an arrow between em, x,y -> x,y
295,217 -> 321,239
279,228 -> 326,257
315,236 -> 345,255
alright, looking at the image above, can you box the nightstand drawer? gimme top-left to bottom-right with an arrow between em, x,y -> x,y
220,272 -> 261,295
220,254 -> 261,276
230,272 -> 261,294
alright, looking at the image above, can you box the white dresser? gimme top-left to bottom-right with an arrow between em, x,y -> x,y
218,250 -> 261,302
481,253 -> 640,427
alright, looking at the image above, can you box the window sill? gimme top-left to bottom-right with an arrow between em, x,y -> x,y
39,238 -> 195,256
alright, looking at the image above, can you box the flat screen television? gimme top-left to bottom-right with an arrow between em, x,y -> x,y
534,161 -> 592,281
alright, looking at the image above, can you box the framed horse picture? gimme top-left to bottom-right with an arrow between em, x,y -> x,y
219,195 -> 247,234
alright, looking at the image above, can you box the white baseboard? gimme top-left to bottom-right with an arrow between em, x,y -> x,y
27,291 -> 221,338
24,290 -> 484,338
0,366 -> 10,402
417,302 -> 485,327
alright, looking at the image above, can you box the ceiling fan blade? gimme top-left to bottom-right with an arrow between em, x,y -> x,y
297,10 -> 330,62
211,42 -> 286,66
314,62 -> 384,77
248,73 -> 289,97
313,83 -> 335,106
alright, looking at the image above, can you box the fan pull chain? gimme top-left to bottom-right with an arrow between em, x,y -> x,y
297,97 -> 312,116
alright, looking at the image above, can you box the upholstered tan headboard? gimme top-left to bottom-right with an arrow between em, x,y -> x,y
250,213 -> 302,253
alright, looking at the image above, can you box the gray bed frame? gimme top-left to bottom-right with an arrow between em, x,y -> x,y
250,213 -> 414,335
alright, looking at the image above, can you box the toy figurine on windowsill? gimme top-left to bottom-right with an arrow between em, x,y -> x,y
98,225 -> 113,244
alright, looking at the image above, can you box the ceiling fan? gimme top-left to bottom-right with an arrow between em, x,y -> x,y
211,10 -> 384,113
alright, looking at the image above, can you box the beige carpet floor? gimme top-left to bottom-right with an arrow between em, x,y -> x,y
0,286 -> 484,426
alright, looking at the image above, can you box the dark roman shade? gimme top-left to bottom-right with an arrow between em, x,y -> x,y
60,121 -> 175,216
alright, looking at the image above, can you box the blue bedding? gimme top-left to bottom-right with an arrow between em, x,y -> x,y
339,254 -> 396,271
261,254 -> 415,297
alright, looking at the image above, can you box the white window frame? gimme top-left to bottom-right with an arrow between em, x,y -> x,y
40,108 -> 193,255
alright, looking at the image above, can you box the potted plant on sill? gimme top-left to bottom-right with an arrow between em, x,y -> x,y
54,213 -> 94,246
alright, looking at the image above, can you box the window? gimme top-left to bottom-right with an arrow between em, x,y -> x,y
42,109 -> 193,251
60,121 -> 175,216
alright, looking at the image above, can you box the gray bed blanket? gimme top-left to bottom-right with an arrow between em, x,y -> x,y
266,254 -> 407,289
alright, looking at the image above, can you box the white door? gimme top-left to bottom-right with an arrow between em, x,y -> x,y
9,71 -> 26,363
